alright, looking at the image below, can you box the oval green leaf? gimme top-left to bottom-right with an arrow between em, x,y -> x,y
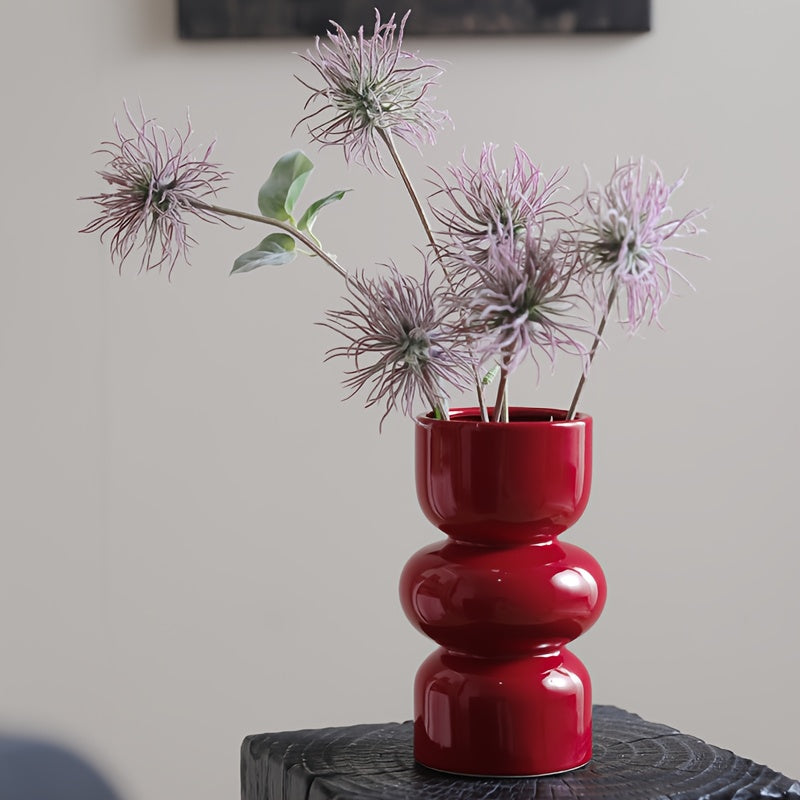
231,233 -> 297,274
257,151 -> 314,222
297,189 -> 349,234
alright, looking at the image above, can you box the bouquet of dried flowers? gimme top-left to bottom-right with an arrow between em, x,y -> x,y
82,10 -> 704,426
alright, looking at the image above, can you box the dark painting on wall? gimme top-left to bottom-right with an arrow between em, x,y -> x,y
178,1 -> 651,38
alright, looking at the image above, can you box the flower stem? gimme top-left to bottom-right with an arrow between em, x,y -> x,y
192,201 -> 348,280
477,370 -> 489,422
474,368 -> 489,422
424,388 -> 450,421
377,128 -> 438,254
566,283 -> 618,421
492,366 -> 509,423
377,127 -> 489,422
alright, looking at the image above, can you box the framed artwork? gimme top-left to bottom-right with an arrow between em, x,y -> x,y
178,1 -> 651,38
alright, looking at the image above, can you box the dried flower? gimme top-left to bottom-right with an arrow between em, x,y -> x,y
462,228 -> 590,375
430,144 -> 568,267
296,10 -> 448,172
81,102 -> 228,276
579,159 -> 703,332
323,264 -> 474,424
81,10 -> 708,428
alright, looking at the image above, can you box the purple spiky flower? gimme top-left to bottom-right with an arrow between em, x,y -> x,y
430,144 -> 568,267
323,263 -> 474,425
461,228 -> 591,375
579,159 -> 703,332
296,10 -> 448,172
81,102 -> 228,277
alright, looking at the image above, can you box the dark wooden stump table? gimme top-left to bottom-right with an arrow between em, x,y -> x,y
242,705 -> 799,800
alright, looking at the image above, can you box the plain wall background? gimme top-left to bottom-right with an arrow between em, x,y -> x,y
1,1 -> 798,798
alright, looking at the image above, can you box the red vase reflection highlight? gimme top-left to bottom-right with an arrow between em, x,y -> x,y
400,408 -> 606,776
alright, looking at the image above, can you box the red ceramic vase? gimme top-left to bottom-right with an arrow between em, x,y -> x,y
399,408 -> 606,777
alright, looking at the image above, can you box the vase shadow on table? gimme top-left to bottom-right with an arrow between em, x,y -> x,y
0,734 -> 122,800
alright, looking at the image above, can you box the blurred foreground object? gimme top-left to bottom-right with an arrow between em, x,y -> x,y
0,735 -> 120,800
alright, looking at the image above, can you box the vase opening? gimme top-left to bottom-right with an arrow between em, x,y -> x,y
421,407 -> 588,424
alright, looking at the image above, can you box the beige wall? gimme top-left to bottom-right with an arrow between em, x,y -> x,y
1,1 -> 798,798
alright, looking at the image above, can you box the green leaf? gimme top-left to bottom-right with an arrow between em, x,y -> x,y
257,151 -> 314,222
297,189 -> 349,234
231,233 -> 297,274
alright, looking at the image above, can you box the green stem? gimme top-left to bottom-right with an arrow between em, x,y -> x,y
193,201 -> 348,280
424,388 -> 450,421
566,283 -> 618,421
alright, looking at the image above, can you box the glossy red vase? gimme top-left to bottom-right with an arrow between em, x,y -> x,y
399,408 -> 606,777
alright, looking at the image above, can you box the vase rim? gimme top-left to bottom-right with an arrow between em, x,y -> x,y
416,407 -> 591,427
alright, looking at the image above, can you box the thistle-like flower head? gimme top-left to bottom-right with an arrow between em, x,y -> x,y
430,144 -> 568,266
81,102 -> 229,276
462,228 -> 590,375
323,263 -> 474,425
580,159 -> 703,331
296,10 -> 448,172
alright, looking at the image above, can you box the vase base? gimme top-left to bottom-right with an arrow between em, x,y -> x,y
412,648 -> 594,780
414,757 -> 592,779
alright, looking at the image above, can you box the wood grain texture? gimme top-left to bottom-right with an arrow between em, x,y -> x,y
242,706 -> 800,800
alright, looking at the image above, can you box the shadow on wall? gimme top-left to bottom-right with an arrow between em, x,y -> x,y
0,736 -> 121,800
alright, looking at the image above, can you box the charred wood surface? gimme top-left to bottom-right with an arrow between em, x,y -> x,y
242,705 -> 799,800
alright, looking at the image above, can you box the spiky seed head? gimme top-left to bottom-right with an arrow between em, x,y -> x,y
579,159 -> 704,331
296,10 -> 448,172
81,102 -> 228,277
323,263 -> 475,426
